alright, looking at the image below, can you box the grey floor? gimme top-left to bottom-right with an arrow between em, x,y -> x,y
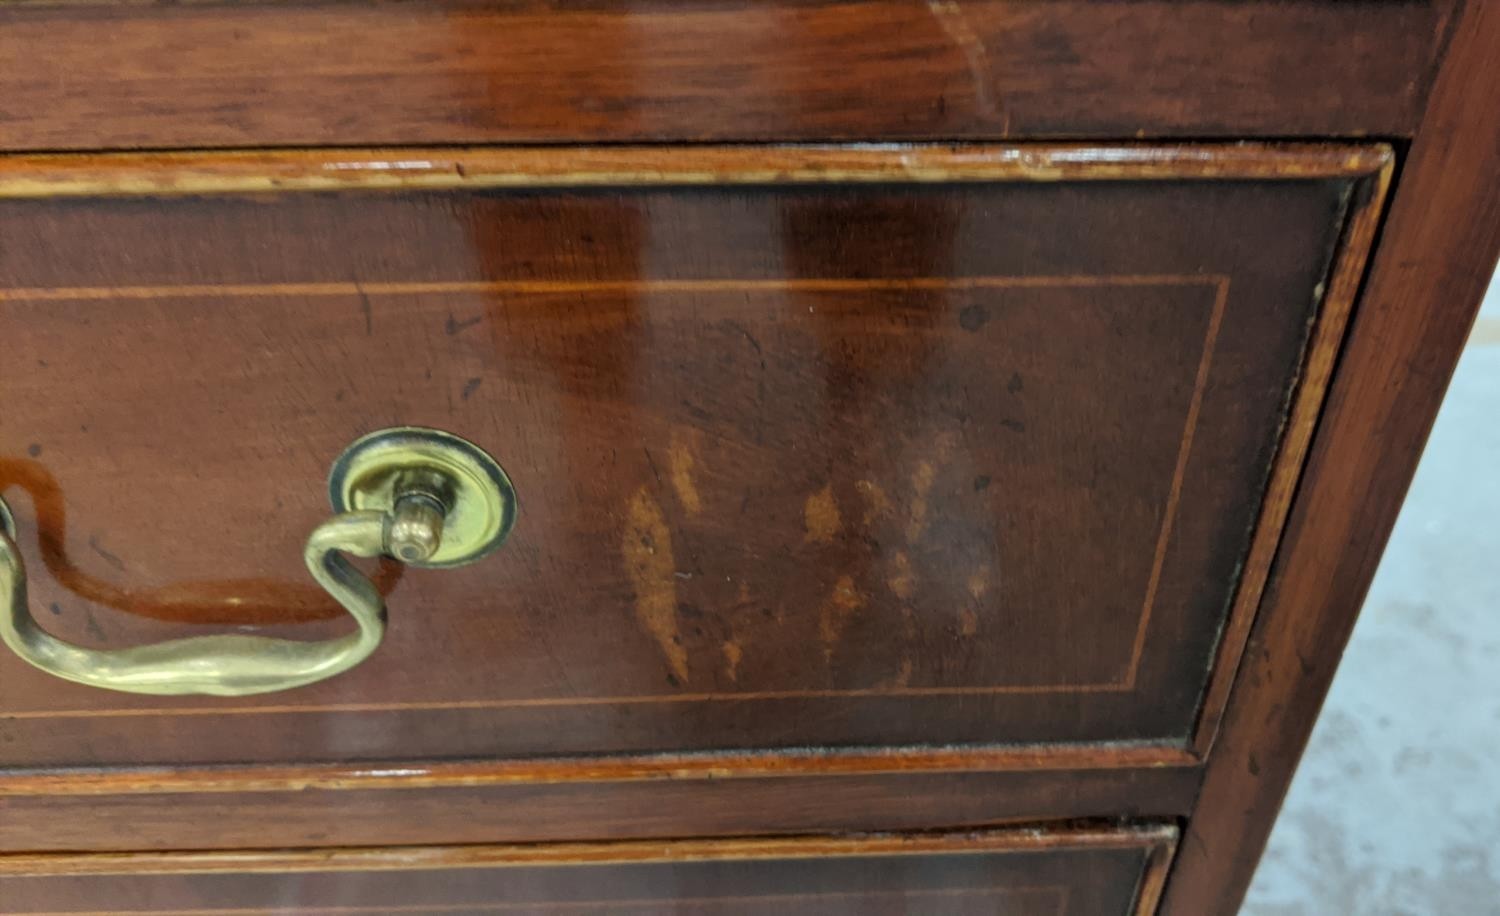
1243,280 -> 1500,914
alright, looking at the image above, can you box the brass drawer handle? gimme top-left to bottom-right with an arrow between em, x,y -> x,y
0,427 -> 515,697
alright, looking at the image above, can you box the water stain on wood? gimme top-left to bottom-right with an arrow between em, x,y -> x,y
856,479 -> 891,525
906,432 -> 958,543
721,639 -> 743,683
818,574 -> 865,661
803,484 -> 842,543
959,607 -> 980,637
882,657 -> 915,688
621,487 -> 688,684
889,550 -> 916,600
667,434 -> 702,516
968,565 -> 992,600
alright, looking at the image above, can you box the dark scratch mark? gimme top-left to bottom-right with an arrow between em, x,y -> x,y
81,607 -> 108,644
723,319 -> 764,360
445,312 -> 483,336
461,377 -> 483,401
680,400 -> 714,424
1000,418 -> 1026,433
721,319 -> 768,442
87,534 -> 126,572
1248,754 -> 1261,777
354,280 -> 374,336
643,447 -> 664,486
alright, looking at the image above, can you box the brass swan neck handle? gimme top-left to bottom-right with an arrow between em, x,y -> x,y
0,427 -> 514,697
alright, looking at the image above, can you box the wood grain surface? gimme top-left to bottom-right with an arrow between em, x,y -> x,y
0,826 -> 1176,915
0,2 -> 1450,151
1161,3 -> 1500,912
0,765 -> 1199,853
0,145 -> 1383,772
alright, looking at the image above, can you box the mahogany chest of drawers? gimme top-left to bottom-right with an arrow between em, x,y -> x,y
1,3 -> 1496,913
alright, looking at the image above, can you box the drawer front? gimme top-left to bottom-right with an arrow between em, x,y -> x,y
0,145 -> 1387,768
0,827 -> 1175,915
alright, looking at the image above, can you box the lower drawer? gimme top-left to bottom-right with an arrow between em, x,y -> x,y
0,826 -> 1174,915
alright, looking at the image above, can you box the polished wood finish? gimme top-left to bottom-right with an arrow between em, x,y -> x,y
0,2 -> 1451,152
0,744 -> 1195,797
0,143 -> 1394,197
0,145 -> 1385,773
1162,3 -> 1500,912
1,826 -> 1177,915
0,766 -> 1199,852
2,2 -> 1496,911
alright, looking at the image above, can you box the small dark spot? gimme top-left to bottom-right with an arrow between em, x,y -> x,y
461,377 -> 482,401
48,602 -> 63,616
445,312 -> 483,336
1248,754 -> 1261,777
680,400 -> 714,424
973,474 -> 991,492
1000,418 -> 1026,433
958,303 -> 991,332
37,359 -> 48,368
665,672 -> 682,688
1296,649 -> 1315,676
453,163 -> 468,178
1007,372 -> 1024,394
580,232 -> 595,244
334,389 -> 346,403
26,443 -> 42,458
761,607 -> 774,619
87,534 -> 126,571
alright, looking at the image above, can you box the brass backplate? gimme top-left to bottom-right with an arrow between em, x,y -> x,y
327,427 -> 516,569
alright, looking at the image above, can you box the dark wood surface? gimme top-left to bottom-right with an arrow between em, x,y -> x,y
0,765 -> 1198,852
0,827 -> 1175,916
0,146 -> 1381,770
0,3 -> 1493,911
0,1 -> 1451,151
1162,3 -> 1500,912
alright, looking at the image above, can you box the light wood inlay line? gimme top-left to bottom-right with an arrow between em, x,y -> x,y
0,827 -> 1175,875
0,275 -> 1227,721
0,274 -> 1214,303
0,744 -> 1200,796
5,885 -> 1060,916
0,143 -> 1394,200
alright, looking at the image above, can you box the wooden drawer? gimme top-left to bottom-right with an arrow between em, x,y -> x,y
0,827 -> 1175,915
0,144 -> 1387,772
